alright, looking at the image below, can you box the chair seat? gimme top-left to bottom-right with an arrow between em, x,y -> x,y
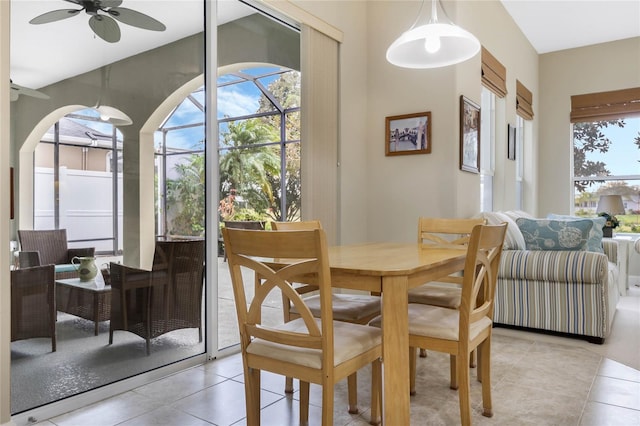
247,318 -> 382,369
407,282 -> 461,308
370,304 -> 492,341
290,293 -> 381,322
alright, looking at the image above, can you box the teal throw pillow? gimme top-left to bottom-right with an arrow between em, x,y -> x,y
515,218 -> 593,251
547,214 -> 605,253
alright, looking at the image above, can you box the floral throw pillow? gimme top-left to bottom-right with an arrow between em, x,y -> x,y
515,218 -> 593,251
547,214 -> 605,253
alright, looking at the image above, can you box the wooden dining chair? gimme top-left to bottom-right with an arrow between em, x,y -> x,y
373,223 -> 507,426
223,227 -> 383,426
271,220 -> 382,407
409,217 -> 485,360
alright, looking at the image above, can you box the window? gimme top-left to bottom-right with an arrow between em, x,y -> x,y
217,66 -> 301,224
572,117 -> 640,233
515,80 -> 533,210
515,116 -> 524,209
571,88 -> 640,233
480,88 -> 495,212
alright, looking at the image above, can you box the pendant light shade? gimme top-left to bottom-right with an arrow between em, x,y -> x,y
95,66 -> 133,126
95,105 -> 133,126
386,0 -> 480,69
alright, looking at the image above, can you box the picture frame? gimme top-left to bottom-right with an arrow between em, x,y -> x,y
507,124 -> 516,160
459,96 -> 480,173
385,111 -> 432,156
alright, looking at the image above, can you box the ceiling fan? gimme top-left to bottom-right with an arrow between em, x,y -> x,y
10,80 -> 50,102
29,0 -> 166,43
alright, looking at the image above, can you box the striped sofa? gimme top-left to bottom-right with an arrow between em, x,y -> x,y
493,240 -> 619,343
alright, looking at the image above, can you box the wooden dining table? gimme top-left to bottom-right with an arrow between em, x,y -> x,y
326,242 -> 468,425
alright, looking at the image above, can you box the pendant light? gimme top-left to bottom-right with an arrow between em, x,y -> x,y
386,0 -> 481,69
95,66 -> 132,126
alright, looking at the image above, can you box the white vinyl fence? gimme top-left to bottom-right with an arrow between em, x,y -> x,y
34,167 -> 123,253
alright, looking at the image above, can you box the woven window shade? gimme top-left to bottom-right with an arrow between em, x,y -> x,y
516,80 -> 534,120
481,47 -> 507,98
570,87 -> 640,123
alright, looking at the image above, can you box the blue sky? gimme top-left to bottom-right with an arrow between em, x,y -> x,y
594,117 -> 640,176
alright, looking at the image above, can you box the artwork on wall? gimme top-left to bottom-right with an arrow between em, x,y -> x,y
507,123 -> 516,160
460,96 -> 480,173
385,111 -> 432,156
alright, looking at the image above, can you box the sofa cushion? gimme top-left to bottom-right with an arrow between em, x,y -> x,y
547,214 -> 605,253
515,218 -> 593,251
477,212 -> 526,250
504,210 -> 535,221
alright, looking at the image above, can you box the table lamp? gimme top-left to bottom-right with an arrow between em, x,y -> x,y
596,195 -> 625,237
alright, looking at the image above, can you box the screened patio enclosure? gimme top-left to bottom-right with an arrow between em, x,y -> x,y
155,66 -> 301,244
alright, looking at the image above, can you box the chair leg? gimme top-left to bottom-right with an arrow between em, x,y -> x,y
409,346 -> 417,395
370,358 -> 382,426
470,348 -> 477,368
300,381 -> 310,424
456,350 -> 472,426
476,347 -> 482,382
419,348 -> 427,358
284,376 -> 294,394
480,338 -> 493,417
245,366 -> 261,426
348,372 -> 359,414
321,379 -> 334,426
449,355 -> 458,390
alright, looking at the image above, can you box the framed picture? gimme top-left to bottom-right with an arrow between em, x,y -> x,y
507,124 -> 516,160
459,96 -> 480,173
385,111 -> 432,156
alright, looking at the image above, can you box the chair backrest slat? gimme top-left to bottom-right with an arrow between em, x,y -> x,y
458,224 -> 507,335
417,217 -> 486,284
223,227 -> 334,356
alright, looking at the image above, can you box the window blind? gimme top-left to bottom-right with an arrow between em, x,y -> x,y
481,47 -> 507,98
516,80 -> 534,120
570,87 -> 640,122
300,25 -> 339,245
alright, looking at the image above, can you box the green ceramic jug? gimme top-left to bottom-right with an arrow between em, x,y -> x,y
72,256 -> 98,282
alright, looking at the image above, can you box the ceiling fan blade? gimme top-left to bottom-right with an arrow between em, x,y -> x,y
29,9 -> 81,25
107,7 -> 166,31
100,0 -> 124,8
89,14 -> 121,43
10,82 -> 50,100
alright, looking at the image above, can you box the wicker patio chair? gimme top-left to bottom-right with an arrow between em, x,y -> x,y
18,229 -> 95,279
109,239 -> 205,354
11,264 -> 57,352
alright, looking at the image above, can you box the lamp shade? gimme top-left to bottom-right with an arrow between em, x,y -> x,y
386,0 -> 480,69
95,105 -> 133,126
596,195 -> 625,215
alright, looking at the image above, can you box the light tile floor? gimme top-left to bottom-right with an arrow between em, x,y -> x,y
29,276 -> 640,426
33,330 -> 640,426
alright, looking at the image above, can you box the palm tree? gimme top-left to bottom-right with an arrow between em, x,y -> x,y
219,118 -> 280,217
166,154 -> 205,236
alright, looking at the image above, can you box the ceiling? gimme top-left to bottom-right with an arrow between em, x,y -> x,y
9,1 -> 640,91
500,0 -> 640,54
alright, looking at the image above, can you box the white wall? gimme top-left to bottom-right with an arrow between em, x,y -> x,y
538,37 -> 640,216
293,1 -> 538,244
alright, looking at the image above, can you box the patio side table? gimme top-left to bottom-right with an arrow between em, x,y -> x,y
55,278 -> 111,336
